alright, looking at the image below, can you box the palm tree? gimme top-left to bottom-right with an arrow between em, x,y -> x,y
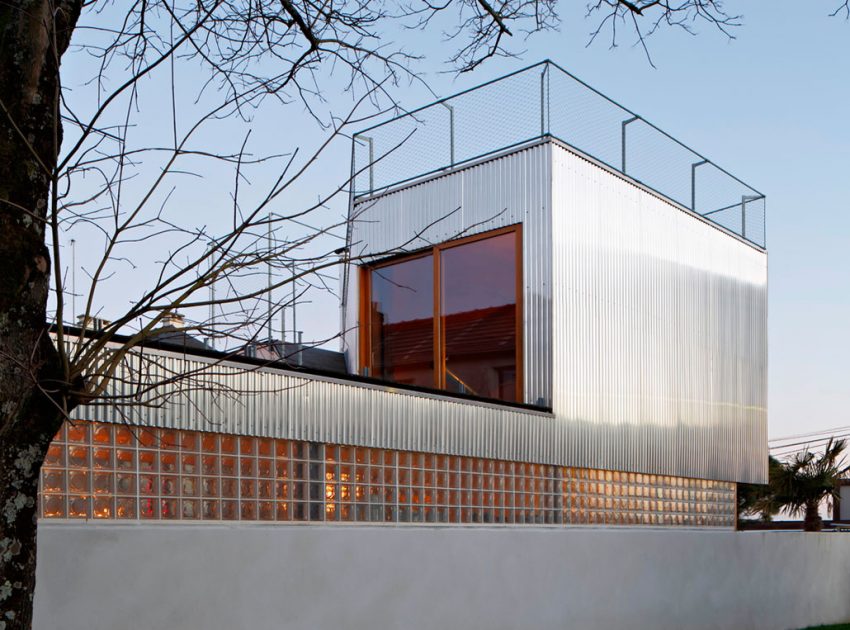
771,438 -> 849,532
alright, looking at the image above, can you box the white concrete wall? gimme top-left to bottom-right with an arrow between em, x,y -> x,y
35,523 -> 850,630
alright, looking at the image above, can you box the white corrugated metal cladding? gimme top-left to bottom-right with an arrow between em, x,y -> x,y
77,138 -> 767,485
341,138 -> 767,484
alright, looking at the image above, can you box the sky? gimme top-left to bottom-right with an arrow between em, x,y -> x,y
60,1 -> 850,443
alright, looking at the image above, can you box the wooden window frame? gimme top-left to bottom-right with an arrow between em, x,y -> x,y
359,224 -> 523,403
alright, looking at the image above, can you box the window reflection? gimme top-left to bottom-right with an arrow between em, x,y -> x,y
369,254 -> 434,387
441,232 -> 517,401
365,227 -> 519,402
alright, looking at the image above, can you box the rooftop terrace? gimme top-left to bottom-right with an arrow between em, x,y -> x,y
352,61 -> 766,249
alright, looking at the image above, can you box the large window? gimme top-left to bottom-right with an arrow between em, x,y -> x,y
361,226 -> 522,402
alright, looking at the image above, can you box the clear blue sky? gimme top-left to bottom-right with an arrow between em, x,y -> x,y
62,1 -> 849,442
377,2 -> 850,442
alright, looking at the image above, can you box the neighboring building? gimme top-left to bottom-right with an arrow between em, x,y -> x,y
39,61 -> 767,529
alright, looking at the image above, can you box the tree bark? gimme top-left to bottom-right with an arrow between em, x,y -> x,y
0,2 -> 81,628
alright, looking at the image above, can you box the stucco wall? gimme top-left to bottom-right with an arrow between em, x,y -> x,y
35,523 -> 850,630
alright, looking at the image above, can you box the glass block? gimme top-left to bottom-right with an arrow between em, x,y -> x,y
92,424 -> 112,445
114,426 -> 134,446
221,478 -> 238,498
93,447 -> 112,470
159,430 -> 179,450
160,498 -> 179,519
202,477 -> 218,497
68,496 -> 90,518
275,480 -> 290,500
139,450 -> 157,472
180,431 -> 198,451
93,496 -> 113,518
139,498 -> 158,519
221,435 -> 237,454
241,501 -> 257,520
275,440 -> 289,458
93,472 -> 113,495
181,499 -> 200,519
115,449 -> 135,470
67,423 -> 88,443
68,445 -> 89,468
291,442 -> 305,459
202,434 -> 218,453
161,452 -> 178,473
53,423 -> 65,442
116,473 -> 136,495
241,479 -> 257,499
222,500 -> 238,520
45,443 -> 64,466
275,460 -> 290,479
42,495 -> 65,518
238,437 -> 255,456
203,499 -> 220,520
115,497 -> 136,519
259,501 -> 275,520
221,456 -> 236,477
276,502 -> 290,521
308,463 -> 322,481
68,471 -> 89,493
181,477 -> 198,496
256,459 -> 272,478
181,453 -> 198,475
42,469 -> 65,493
202,454 -> 218,475
139,474 -> 157,495
160,475 -> 178,496
240,457 -> 256,477
258,480 -> 273,499
308,443 -> 322,460
138,429 -> 157,448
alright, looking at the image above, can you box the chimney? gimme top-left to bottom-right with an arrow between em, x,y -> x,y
160,311 -> 185,329
77,315 -> 111,331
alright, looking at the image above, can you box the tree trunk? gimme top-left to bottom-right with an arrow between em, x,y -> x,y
1,2 -> 81,628
803,500 -> 823,532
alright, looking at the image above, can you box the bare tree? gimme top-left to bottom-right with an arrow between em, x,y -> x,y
0,1 -> 843,628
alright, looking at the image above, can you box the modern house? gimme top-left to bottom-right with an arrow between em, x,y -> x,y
39,61 -> 767,530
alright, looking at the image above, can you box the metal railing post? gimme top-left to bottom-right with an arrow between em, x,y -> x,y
691,160 -> 708,212
440,102 -> 455,167
540,64 -> 549,136
367,137 -> 374,192
741,195 -> 761,242
621,116 -> 638,174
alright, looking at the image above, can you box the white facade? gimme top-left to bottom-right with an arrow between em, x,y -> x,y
35,524 -> 850,630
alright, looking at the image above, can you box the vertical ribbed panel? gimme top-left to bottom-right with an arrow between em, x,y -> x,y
75,326 -> 764,483
550,143 -> 768,483
345,142 -> 552,407
78,140 -> 767,486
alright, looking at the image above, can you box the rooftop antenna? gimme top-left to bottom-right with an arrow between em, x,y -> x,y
291,261 -> 297,346
70,238 -> 76,325
267,215 -> 273,342
208,242 -> 216,350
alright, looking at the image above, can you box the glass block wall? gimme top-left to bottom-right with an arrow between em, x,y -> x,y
39,421 -> 736,527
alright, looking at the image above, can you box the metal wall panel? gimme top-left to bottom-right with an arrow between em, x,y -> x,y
76,140 -> 767,484
550,142 -> 768,483
343,141 -> 552,407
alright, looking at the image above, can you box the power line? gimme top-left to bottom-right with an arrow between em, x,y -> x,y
769,424 -> 850,444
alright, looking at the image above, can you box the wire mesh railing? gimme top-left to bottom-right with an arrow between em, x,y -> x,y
352,61 -> 766,249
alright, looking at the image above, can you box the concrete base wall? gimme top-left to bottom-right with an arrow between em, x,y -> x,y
34,524 -> 850,630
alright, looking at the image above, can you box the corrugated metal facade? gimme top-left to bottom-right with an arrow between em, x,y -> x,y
549,142 -> 767,484
335,138 -> 767,484
343,142 -> 553,407
76,139 -> 766,484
